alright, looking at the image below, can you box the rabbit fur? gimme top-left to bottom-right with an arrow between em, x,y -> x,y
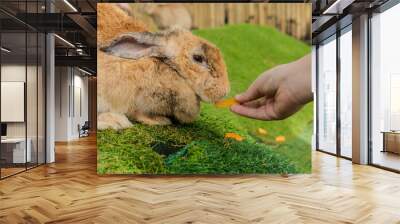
97,4 -> 230,130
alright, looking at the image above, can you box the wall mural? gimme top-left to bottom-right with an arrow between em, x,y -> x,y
97,3 -> 313,175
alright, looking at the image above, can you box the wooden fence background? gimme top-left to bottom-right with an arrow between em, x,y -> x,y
185,3 -> 311,42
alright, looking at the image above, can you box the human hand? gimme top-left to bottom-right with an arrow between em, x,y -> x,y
230,54 -> 312,120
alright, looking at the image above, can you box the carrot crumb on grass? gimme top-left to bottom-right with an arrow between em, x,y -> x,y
224,132 -> 244,141
257,128 -> 267,135
275,136 -> 286,143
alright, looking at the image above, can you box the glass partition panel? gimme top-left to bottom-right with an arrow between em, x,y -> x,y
27,31 -> 38,169
317,36 -> 337,154
1,30 -> 27,177
0,0 -> 46,179
339,28 -> 352,158
371,4 -> 400,171
38,32 -> 45,165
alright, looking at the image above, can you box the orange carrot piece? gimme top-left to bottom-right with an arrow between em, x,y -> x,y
224,132 -> 244,141
215,98 -> 238,108
275,136 -> 286,143
257,128 -> 267,135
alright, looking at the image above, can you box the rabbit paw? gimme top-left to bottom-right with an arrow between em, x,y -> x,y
136,114 -> 172,125
98,112 -> 133,130
174,110 -> 197,124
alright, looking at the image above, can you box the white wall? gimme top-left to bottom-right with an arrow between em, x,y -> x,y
55,67 -> 89,141
72,73 -> 89,138
55,67 -> 70,141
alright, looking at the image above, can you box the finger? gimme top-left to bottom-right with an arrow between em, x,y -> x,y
241,97 -> 266,108
230,104 -> 274,120
235,82 -> 264,103
235,74 -> 278,103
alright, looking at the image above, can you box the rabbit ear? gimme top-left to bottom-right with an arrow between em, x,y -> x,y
100,32 -> 165,60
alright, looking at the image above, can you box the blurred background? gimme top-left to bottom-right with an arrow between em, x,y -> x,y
123,3 -> 311,42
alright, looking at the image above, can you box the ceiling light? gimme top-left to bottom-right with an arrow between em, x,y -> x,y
78,67 -> 93,76
323,0 -> 341,14
63,0 -> 78,12
54,34 -> 75,48
76,48 -> 86,55
323,0 -> 355,15
1,47 -> 11,53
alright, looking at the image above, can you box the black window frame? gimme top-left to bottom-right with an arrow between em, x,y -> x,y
314,19 -> 352,161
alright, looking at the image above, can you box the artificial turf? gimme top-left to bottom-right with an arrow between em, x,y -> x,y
97,24 -> 312,174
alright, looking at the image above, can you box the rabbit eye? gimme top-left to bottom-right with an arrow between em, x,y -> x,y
193,54 -> 205,64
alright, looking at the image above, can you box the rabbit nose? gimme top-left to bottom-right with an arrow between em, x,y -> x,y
212,88 -> 229,102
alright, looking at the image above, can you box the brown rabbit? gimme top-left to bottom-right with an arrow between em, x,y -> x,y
97,4 -> 230,130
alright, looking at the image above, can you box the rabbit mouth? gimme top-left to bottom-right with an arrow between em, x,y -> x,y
194,92 -> 212,103
195,93 -> 209,103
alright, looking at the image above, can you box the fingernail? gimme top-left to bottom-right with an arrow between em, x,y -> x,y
230,104 -> 238,112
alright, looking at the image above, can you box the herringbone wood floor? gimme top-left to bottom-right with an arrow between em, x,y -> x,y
1,136 -> 400,224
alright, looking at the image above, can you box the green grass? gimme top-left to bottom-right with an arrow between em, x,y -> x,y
98,110 -> 297,174
97,24 -> 312,174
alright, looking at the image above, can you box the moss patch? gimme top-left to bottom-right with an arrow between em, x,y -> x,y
166,140 -> 297,174
98,110 -> 296,174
